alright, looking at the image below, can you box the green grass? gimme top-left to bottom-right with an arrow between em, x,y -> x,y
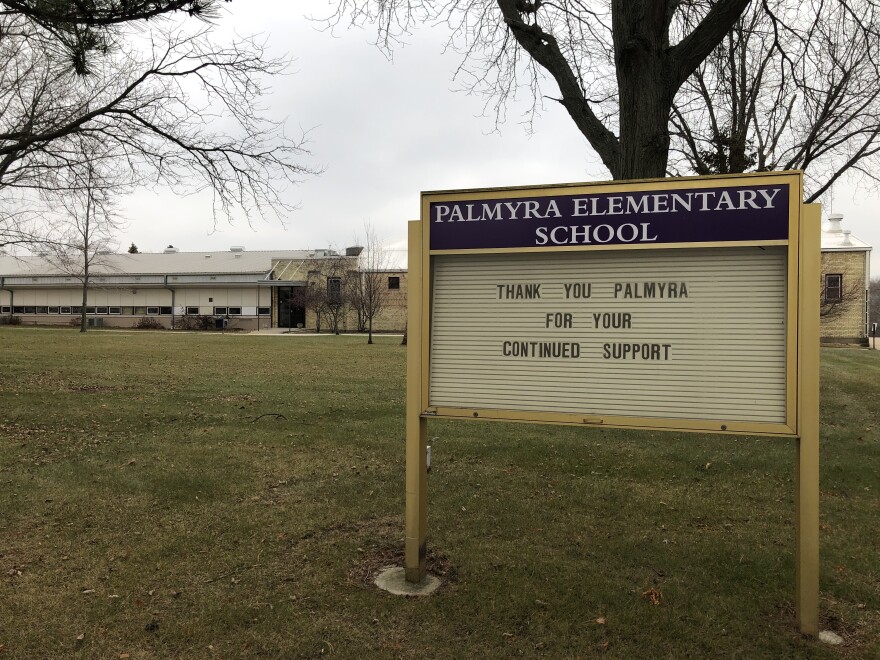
0,327 -> 877,658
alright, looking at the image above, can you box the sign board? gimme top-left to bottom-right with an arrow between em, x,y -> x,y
419,173 -> 802,436
405,172 -> 819,635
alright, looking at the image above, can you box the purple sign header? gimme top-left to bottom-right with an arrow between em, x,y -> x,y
428,183 -> 790,250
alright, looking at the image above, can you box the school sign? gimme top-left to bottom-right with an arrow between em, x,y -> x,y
405,172 -> 820,634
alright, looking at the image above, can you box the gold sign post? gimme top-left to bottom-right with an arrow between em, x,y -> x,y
405,220 -> 428,583
796,204 -> 821,634
405,174 -> 820,634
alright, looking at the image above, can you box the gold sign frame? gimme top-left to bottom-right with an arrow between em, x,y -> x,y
405,172 -> 820,635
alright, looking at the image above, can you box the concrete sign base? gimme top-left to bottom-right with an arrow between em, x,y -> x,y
375,567 -> 440,596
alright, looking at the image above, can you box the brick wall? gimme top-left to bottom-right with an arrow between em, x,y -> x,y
821,251 -> 868,342
273,260 -> 406,333
303,271 -> 406,333
371,272 -> 407,332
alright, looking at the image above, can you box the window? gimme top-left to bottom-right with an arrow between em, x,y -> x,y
186,306 -> 199,316
96,307 -> 108,315
1,306 -> 11,313
214,307 -> 228,316
133,306 -> 146,315
258,306 -> 271,315
227,307 -> 241,316
48,307 -> 59,314
13,306 -> 24,314
327,277 -> 342,305
36,306 -> 48,314
160,307 -> 172,315
71,307 -> 82,314
86,306 -> 96,314
146,307 -> 160,315
825,274 -> 843,302
60,307 -> 71,314
388,276 -> 400,290
109,307 -> 122,315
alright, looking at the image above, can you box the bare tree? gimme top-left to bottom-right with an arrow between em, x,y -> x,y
0,2 -> 224,75
311,283 -> 324,334
47,152 -> 122,333
311,254 -> 351,335
820,276 -> 865,320
325,0 -> 753,179
0,207 -> 49,250
1,1 -> 315,247
325,1 -> 880,183
670,2 -> 880,202
346,272 -> 368,333
357,225 -> 392,344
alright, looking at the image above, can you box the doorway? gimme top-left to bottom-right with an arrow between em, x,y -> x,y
278,286 -> 306,329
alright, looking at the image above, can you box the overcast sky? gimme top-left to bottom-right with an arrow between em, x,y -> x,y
119,1 -> 880,273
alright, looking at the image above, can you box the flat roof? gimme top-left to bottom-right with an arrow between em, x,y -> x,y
821,217 -> 871,252
0,250 -> 345,277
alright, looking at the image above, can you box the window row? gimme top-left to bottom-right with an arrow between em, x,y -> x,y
205,307 -> 271,316
3,306 -> 127,315
211,307 -> 242,316
2,306 -> 272,316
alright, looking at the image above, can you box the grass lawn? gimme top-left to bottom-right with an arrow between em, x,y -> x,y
0,327 -> 877,658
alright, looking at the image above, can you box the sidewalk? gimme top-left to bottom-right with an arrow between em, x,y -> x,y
248,327 -> 308,336
248,327 -> 403,337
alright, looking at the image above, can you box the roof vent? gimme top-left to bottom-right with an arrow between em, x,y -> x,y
164,245 -> 179,254
230,246 -> 245,252
827,214 -> 844,233
841,230 -> 853,246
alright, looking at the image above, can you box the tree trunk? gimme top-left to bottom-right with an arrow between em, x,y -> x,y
498,0 -> 750,180
80,268 -> 88,333
612,1 -> 675,179
368,316 -> 373,344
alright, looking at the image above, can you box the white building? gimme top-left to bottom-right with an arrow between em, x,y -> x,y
0,247 -> 357,331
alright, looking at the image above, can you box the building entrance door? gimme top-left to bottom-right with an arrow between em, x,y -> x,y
278,287 -> 306,328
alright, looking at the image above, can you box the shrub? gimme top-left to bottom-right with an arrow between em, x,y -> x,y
174,315 -> 216,331
0,315 -> 22,326
134,316 -> 164,330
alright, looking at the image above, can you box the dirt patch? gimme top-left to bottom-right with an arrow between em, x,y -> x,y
348,543 -> 459,589
777,598 -> 879,657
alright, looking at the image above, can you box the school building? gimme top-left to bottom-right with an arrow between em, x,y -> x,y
1,218 -> 869,341
0,246 -> 407,333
